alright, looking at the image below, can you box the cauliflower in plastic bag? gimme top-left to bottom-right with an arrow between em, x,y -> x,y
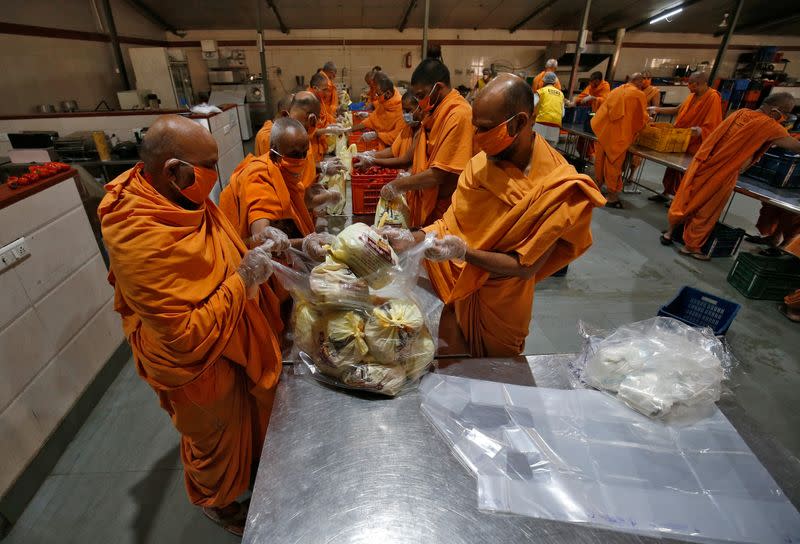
330,223 -> 398,289
402,329 -> 435,380
374,195 -> 411,229
341,362 -> 406,396
365,299 -> 424,363
319,311 -> 370,376
309,256 -> 369,305
320,173 -> 346,215
292,302 -> 325,355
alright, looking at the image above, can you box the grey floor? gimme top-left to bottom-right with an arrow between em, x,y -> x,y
5,159 -> 800,543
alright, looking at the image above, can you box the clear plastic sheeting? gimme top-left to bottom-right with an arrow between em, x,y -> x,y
570,317 -> 734,421
420,374 -> 800,544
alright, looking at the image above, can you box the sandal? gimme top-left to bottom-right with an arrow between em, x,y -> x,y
778,303 -> 800,323
203,502 -> 247,537
659,233 -> 674,246
679,248 -> 711,261
605,200 -> 624,209
648,193 -> 669,203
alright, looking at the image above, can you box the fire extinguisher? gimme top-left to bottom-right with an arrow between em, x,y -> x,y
404,52 -> 413,68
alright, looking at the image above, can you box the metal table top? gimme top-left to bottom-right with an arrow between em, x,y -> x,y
244,355 -> 800,543
560,123 -> 800,215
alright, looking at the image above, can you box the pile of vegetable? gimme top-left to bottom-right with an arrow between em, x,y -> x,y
6,162 -> 70,189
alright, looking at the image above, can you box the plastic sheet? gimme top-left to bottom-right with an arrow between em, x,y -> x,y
274,226 -> 443,396
569,317 -> 734,421
420,373 -> 800,543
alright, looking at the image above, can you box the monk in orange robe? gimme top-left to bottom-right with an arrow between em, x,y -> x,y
254,95 -> 293,156
319,60 -> 339,115
532,58 -> 562,91
308,71 -> 337,160
364,66 -> 382,108
662,93 -> 800,260
648,72 -> 723,201
780,234 -> 800,322
350,72 -> 405,150
749,203 -> 800,249
361,92 -> 420,170
591,73 -> 650,207
641,71 -> 660,107
571,71 -> 612,157
384,75 -> 605,356
98,115 -> 286,536
380,59 -> 473,228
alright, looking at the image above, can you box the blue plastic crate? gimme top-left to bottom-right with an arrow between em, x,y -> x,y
734,79 -> 751,91
658,286 -> 741,335
564,107 -> 590,126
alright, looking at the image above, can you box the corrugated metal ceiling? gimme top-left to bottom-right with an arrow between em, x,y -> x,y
133,0 -> 800,36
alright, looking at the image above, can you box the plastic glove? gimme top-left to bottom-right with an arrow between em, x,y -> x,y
581,95 -> 594,104
302,232 -> 336,262
354,111 -> 369,119
647,106 -> 659,115
319,158 -> 346,175
353,152 -> 376,168
425,235 -> 467,261
250,226 -> 290,254
690,126 -> 702,137
377,226 -> 416,253
361,131 -> 378,142
380,182 -> 403,202
237,245 -> 274,295
319,124 -> 348,136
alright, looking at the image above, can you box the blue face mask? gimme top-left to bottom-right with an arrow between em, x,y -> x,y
403,112 -> 414,124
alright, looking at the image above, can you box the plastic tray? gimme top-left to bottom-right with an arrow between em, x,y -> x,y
744,149 -> 800,188
727,252 -> 800,300
658,286 -> 740,335
636,123 -> 692,153
671,222 -> 745,258
348,131 -> 381,153
351,173 -> 396,214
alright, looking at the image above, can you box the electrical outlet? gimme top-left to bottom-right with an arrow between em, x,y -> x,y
0,237 -> 30,273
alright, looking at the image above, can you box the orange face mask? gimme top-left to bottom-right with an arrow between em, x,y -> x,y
417,83 -> 440,114
642,78 -> 652,88
272,150 -> 306,182
474,115 -> 518,157
173,160 -> 217,204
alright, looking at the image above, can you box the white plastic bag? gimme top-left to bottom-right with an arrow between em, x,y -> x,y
570,317 -> 734,421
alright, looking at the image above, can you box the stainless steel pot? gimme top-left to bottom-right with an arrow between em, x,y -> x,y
60,100 -> 79,112
36,104 -> 56,113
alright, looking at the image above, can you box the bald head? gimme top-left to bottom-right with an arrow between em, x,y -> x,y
374,72 -> 394,94
629,72 -> 645,90
545,58 -> 558,70
687,71 -> 709,95
472,73 -> 535,162
274,94 -> 293,117
763,92 -> 796,113
270,117 -> 308,158
322,61 -> 336,79
288,91 -> 321,133
310,71 -> 328,91
475,73 -> 535,119
141,114 -> 216,174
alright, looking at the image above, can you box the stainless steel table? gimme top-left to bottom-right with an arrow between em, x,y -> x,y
243,355 -> 800,543
560,122 -> 800,214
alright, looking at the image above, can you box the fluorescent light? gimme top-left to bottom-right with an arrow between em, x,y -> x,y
649,7 -> 683,24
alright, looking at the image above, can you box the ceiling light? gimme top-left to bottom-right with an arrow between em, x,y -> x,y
718,13 -> 729,28
649,8 -> 683,25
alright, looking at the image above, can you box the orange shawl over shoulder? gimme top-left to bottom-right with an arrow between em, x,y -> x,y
674,88 -> 723,154
591,83 -> 649,163
391,124 -> 414,158
254,120 -> 272,156
423,136 -> 606,357
362,88 -> 405,146
577,80 -> 611,112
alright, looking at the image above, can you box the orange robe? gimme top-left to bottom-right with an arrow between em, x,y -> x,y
423,136 -> 606,356
532,70 -> 562,91
254,120 -> 272,156
661,89 -> 723,194
391,124 -> 414,159
591,83 -> 648,193
361,88 -> 405,147
98,165 -> 282,507
320,71 -> 339,114
310,86 -> 334,161
406,89 -> 473,228
219,154 -> 315,240
576,81 -> 611,113
668,109 -> 790,253
784,236 -> 800,311
642,84 -> 660,106
756,203 -> 800,245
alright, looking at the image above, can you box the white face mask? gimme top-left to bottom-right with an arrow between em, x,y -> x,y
403,112 -> 414,124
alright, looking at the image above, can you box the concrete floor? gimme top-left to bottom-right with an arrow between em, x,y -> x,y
5,159 -> 800,543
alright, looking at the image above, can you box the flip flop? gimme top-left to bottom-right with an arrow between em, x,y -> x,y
203,503 -> 246,537
648,194 -> 669,203
605,200 -> 624,209
679,248 -> 711,261
660,233 -> 674,246
778,304 -> 800,323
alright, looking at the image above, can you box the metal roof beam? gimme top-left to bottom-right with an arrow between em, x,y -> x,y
122,0 -> 185,37
266,0 -> 289,34
398,0 -> 417,32
509,0 -> 559,34
606,0 -> 705,35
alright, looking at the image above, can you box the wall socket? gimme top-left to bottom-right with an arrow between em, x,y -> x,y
0,237 -> 30,273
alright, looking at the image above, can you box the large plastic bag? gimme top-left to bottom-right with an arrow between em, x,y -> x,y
319,173 -> 345,214
373,195 -> 411,229
569,317 -> 735,421
273,227 -> 443,396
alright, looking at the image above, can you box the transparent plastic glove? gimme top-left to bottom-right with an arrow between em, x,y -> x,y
354,111 -> 369,119
581,95 -> 594,104
319,158 -> 346,175
647,106 -> 659,115
251,226 -> 290,254
237,245 -> 274,298
302,232 -> 336,262
320,124 -> 348,136
361,131 -> 378,142
425,235 -> 467,261
380,181 -> 404,202
353,151 -> 376,168
377,226 -> 416,253
691,126 -> 702,137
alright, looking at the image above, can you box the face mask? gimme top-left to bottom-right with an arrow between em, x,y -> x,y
417,83 -> 440,114
172,160 -> 217,204
271,150 -> 306,181
403,112 -> 414,124
642,78 -> 652,88
474,115 -> 519,157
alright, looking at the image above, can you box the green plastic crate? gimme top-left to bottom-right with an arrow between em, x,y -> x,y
727,252 -> 800,300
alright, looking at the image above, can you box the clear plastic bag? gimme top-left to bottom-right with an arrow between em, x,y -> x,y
274,226 -> 443,396
569,317 -> 735,421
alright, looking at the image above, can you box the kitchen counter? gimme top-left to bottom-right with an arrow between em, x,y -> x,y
0,103 -> 237,120
244,356 -> 800,543
0,167 -> 78,210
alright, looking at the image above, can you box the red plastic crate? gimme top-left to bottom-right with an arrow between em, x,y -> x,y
348,131 -> 381,152
351,173 -> 396,214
